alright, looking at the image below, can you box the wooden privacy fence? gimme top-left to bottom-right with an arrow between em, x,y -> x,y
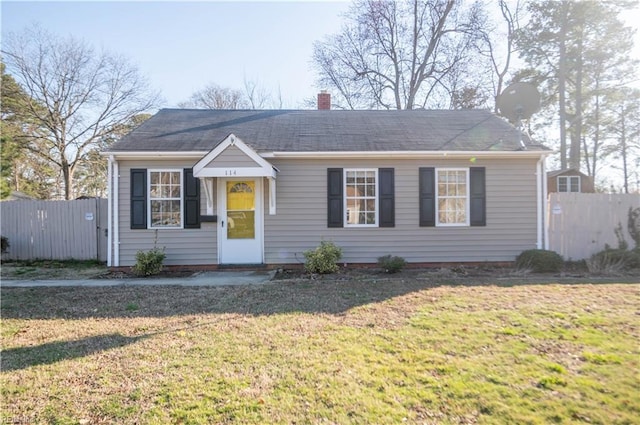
0,198 -> 108,262
548,193 -> 640,260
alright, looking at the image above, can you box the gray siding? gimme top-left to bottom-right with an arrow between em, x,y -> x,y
206,145 -> 259,168
116,157 -> 540,266
263,158 -> 539,264
117,160 -> 217,267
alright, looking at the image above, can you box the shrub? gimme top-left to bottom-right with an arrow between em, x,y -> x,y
587,248 -> 640,274
303,241 -> 342,274
378,255 -> 406,273
1,236 -> 9,254
515,249 -> 563,273
132,247 -> 166,277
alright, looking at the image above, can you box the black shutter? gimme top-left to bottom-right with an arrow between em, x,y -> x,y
327,168 -> 343,228
183,168 -> 201,229
419,167 -> 435,227
130,168 -> 147,229
378,168 -> 395,227
470,167 -> 486,226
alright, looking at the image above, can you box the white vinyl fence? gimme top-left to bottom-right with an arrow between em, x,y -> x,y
548,193 -> 640,260
0,198 -> 108,261
1,194 -> 637,263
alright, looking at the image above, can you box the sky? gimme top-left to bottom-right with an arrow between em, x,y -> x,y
1,0 -> 351,108
2,0 -> 639,110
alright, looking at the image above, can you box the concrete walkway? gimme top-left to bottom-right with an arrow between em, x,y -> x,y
1,270 -> 277,288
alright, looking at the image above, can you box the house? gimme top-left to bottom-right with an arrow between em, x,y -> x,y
103,95 -> 550,268
547,169 -> 595,193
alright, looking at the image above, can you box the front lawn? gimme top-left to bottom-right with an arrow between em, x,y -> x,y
1,278 -> 638,424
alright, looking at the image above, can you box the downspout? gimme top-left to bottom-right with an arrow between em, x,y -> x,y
542,156 -> 549,250
114,159 -> 120,267
107,156 -> 113,266
536,157 -> 544,249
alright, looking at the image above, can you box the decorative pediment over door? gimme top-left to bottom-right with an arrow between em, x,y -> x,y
193,134 -> 278,215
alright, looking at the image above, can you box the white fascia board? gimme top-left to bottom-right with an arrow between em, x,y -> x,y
100,151 -> 208,159
103,149 -> 551,161
195,167 -> 277,178
262,150 -> 551,159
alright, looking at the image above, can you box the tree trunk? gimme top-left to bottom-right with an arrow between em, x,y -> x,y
558,2 -> 568,169
569,33 -> 583,170
621,107 -> 629,194
61,161 -> 72,200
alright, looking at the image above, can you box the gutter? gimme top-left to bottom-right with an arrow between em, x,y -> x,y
264,150 -> 549,159
104,149 -> 550,160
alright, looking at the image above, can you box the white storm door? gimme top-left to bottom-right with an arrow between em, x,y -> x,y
218,178 -> 263,264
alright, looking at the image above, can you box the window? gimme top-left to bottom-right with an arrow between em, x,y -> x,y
344,169 -> 377,226
436,168 -> 469,226
149,170 -> 182,228
327,168 -> 394,228
558,175 -> 580,192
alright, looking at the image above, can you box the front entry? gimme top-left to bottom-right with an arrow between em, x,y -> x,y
218,178 -> 263,264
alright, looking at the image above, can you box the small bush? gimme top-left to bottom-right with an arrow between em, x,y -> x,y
303,241 -> 342,274
378,255 -> 406,273
587,248 -> 640,274
132,247 -> 166,277
1,236 -> 9,254
515,249 -> 563,273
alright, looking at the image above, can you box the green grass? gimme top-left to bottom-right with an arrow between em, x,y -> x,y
1,280 -> 638,424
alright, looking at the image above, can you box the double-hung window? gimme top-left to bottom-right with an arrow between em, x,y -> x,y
436,168 -> 469,226
345,169 -> 377,226
558,176 -> 580,192
149,170 -> 183,228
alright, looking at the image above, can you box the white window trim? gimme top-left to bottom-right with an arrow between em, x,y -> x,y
148,169 -> 184,229
436,168 -> 470,227
344,168 -> 379,228
557,175 -> 580,193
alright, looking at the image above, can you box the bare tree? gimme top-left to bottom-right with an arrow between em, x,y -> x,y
312,0 -> 486,110
179,83 -> 247,109
243,76 -> 272,109
2,25 -> 160,199
602,88 -> 640,193
75,114 -> 152,198
478,0 -> 524,113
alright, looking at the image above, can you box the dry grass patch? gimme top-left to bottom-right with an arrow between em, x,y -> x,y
1,278 -> 639,424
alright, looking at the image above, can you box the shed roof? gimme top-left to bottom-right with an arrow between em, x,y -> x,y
107,108 -> 548,153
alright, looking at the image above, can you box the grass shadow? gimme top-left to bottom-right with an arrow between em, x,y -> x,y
1,333 -> 146,371
1,272 -> 638,321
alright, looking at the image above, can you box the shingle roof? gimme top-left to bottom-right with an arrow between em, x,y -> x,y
107,108 -> 548,153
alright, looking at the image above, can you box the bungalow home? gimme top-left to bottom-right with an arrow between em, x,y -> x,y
104,99 -> 550,268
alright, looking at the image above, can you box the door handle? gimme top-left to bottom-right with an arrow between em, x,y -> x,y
221,220 -> 224,228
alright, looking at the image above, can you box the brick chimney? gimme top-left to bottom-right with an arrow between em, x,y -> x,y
317,90 -> 331,110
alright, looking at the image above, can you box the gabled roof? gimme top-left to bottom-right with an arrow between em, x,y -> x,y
547,169 -> 589,178
107,108 -> 548,153
193,134 -> 277,178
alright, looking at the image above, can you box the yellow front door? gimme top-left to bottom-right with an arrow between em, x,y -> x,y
218,179 -> 263,264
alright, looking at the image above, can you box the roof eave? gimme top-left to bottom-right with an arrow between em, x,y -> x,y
263,150 -> 551,159
101,151 -> 210,159
103,149 -> 550,160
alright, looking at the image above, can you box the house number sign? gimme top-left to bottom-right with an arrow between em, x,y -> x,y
225,170 -> 238,176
